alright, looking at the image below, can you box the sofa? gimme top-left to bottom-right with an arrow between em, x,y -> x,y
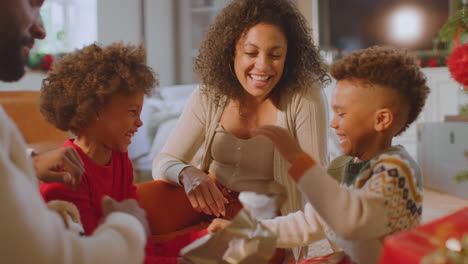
0,91 -> 70,152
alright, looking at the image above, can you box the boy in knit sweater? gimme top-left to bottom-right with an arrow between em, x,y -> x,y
209,46 -> 430,264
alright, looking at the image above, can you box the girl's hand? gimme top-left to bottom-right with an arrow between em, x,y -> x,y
252,125 -> 304,163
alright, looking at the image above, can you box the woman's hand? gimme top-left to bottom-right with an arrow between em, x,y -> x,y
207,218 -> 231,233
179,167 -> 228,217
252,125 -> 304,163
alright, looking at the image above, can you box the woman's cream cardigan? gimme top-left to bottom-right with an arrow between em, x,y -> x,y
152,85 -> 329,255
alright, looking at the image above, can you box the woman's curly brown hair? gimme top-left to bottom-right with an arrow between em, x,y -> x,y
330,46 -> 430,135
194,0 -> 329,107
40,42 -> 158,134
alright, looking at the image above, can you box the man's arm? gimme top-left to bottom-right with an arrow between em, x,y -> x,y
0,110 -> 147,264
32,146 -> 84,187
1,154 -> 147,264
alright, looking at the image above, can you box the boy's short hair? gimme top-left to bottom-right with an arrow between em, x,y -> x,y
39,42 -> 158,134
330,46 -> 430,135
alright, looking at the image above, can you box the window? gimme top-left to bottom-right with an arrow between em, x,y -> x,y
35,0 -> 97,54
317,0 -> 453,66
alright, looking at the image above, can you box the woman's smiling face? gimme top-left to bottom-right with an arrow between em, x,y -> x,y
233,23 -> 288,101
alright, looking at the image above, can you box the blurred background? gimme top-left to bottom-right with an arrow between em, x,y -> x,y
0,0 -> 466,189
4,0 -> 460,87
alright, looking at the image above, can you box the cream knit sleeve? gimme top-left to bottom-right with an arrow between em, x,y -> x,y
276,87 -> 329,217
292,87 -> 329,168
261,202 -> 327,248
297,155 -> 422,240
152,87 -> 207,184
0,108 -> 146,264
262,154 -> 422,246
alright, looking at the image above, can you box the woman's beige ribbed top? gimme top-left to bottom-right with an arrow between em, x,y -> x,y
208,124 -> 275,192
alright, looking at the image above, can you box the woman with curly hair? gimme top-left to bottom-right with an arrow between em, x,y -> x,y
38,42 -> 165,263
209,46 -> 430,264
149,0 -> 330,261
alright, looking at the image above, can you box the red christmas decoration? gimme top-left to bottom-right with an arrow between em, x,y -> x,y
416,58 -> 423,67
427,57 -> 439,67
40,54 -> 54,71
446,43 -> 468,88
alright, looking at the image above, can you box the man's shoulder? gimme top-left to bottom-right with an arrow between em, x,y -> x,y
0,106 -> 27,149
0,106 -> 15,133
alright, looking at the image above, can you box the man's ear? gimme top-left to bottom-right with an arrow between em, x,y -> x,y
374,108 -> 393,132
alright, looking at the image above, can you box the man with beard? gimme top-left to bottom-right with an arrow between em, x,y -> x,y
0,1 -> 149,263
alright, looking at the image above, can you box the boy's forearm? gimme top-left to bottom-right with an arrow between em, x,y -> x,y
288,153 -> 389,240
260,203 -> 327,248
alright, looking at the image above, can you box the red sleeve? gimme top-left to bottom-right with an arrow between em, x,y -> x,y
40,176 -> 98,235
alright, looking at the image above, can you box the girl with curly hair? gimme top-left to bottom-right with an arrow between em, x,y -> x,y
38,42 -> 169,263
149,0 -> 331,261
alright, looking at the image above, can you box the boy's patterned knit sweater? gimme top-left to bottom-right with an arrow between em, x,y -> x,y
262,145 -> 423,264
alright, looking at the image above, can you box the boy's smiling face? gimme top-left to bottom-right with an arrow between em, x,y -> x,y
330,79 -> 383,161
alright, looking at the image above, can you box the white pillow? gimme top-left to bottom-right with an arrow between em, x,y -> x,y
156,83 -> 198,101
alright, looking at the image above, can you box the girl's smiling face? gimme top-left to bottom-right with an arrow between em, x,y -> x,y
93,90 -> 144,152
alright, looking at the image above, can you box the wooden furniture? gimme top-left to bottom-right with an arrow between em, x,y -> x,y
0,91 -> 69,152
444,115 -> 468,122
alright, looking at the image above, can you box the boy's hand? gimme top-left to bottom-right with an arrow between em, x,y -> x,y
207,218 -> 231,233
252,126 -> 304,163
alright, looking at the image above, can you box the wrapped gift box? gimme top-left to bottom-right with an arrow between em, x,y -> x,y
287,252 -> 355,264
379,207 -> 468,264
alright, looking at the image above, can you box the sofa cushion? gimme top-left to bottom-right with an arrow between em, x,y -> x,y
0,91 -> 69,147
